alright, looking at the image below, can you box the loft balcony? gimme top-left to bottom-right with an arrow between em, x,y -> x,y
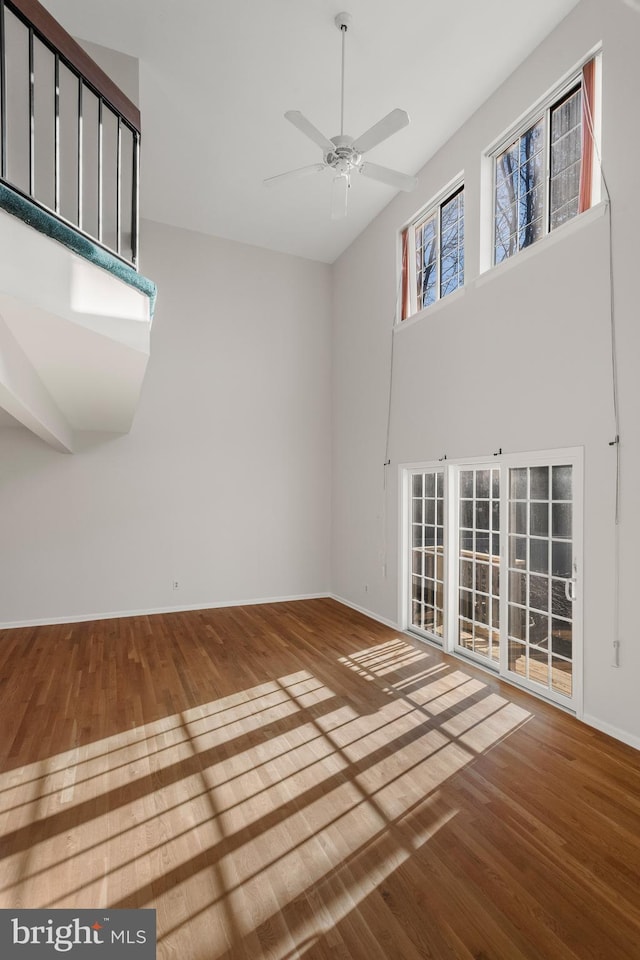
0,0 -> 156,452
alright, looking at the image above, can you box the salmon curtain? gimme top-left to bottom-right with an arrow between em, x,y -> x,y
578,58 -> 596,214
401,228 -> 410,321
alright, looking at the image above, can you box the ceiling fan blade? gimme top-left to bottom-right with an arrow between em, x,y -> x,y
352,108 -> 410,155
359,161 -> 418,192
285,110 -> 335,154
264,163 -> 325,186
331,175 -> 349,220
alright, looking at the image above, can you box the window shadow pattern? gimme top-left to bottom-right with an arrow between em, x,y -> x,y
1,599 -> 639,960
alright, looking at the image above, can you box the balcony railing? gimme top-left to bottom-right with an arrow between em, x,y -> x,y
0,0 -> 140,266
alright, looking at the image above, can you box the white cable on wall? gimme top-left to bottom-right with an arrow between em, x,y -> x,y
582,66 -> 622,667
381,268 -> 404,580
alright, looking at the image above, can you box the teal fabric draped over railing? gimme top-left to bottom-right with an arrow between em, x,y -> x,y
0,183 -> 157,317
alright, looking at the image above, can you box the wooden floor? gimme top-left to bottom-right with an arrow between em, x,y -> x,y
1,598 -> 639,960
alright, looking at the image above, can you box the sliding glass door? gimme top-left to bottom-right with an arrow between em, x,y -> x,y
404,450 -> 581,711
505,463 -> 577,700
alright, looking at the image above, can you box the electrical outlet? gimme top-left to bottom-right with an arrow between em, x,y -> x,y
172,581 -> 179,591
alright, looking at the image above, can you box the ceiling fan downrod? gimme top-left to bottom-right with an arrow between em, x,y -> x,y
335,12 -> 353,137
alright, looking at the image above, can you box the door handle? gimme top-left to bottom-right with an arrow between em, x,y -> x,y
565,578 -> 576,602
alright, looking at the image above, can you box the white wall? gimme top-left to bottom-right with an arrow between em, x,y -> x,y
331,0 -> 640,746
77,39 -> 140,107
0,220 -> 332,622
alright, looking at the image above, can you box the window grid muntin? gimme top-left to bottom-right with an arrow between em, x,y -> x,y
415,210 -> 438,310
410,184 -> 464,316
494,118 -> 545,263
0,2 -> 140,266
410,469 -> 445,640
457,467 -> 501,663
507,465 -> 573,698
549,84 -> 582,230
439,187 -> 464,298
492,67 -> 589,266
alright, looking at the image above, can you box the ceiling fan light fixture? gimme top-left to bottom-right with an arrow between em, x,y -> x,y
331,173 -> 350,220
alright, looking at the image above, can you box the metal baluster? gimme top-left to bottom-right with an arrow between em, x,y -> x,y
28,24 -> 34,197
0,0 -> 6,180
132,130 -> 139,268
97,95 -> 102,243
116,115 -> 121,256
77,79 -> 83,228
54,52 -> 59,213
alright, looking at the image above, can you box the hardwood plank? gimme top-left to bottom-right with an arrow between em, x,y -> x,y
1,598 -> 639,959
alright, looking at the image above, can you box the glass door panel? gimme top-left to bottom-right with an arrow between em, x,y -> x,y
456,467 -> 500,664
409,470 -> 445,640
404,451 -> 580,712
506,464 -> 575,700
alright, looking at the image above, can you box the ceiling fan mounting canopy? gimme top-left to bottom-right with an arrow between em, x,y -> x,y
265,11 -> 417,218
334,11 -> 353,31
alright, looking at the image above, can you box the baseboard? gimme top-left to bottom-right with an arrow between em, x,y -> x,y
581,713 -> 640,752
0,593 -> 331,630
329,594 -> 401,632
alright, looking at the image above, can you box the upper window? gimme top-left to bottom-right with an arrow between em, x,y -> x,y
493,58 -> 596,265
401,184 -> 464,320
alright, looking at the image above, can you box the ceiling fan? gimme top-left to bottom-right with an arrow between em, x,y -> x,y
264,12 -> 418,219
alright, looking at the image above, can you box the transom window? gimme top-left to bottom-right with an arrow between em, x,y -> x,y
495,119 -> 545,256
493,58 -> 596,265
550,86 -> 583,229
401,184 -> 464,320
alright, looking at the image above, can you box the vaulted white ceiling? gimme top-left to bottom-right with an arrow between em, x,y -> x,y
42,0 -> 581,263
